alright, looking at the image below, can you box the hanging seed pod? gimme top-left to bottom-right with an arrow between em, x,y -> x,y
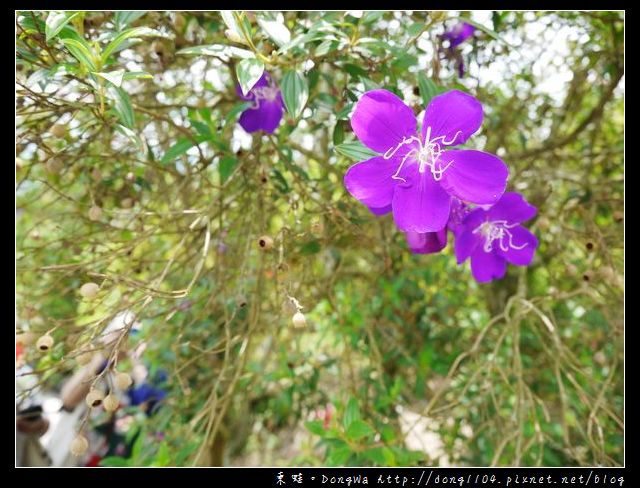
85,388 -> 105,408
80,282 -> 100,300
70,435 -> 89,456
50,124 -> 67,138
114,371 -> 133,390
103,393 -> 119,412
45,158 -> 63,174
292,311 -> 307,328
88,205 -> 102,221
36,334 -> 54,352
258,235 -> 274,250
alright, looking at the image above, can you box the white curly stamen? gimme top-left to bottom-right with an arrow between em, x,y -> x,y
249,85 -> 279,109
383,127 -> 462,183
472,219 -> 529,253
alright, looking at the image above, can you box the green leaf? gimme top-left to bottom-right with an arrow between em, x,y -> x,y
177,44 -> 255,59
300,240 -> 321,255
114,11 -> 147,31
93,69 -> 125,87
102,27 -> 162,65
45,11 -> 79,43
335,103 -> 354,120
417,72 -> 438,106
343,397 -> 361,430
327,444 -> 352,466
154,441 -> 170,467
346,419 -> 375,441
407,22 -> 424,37
305,420 -> 326,436
281,70 -> 309,119
219,156 -> 239,183
108,86 -> 135,129
361,446 -> 396,465
99,456 -> 130,467
115,125 -> 146,155
236,58 -> 265,96
161,136 -> 208,164
123,71 -> 153,81
61,38 -> 97,71
334,141 -> 378,161
221,11 -> 245,41
257,16 -> 291,47
333,120 -> 345,146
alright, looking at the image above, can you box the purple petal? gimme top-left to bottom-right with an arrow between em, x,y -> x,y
439,149 -> 508,205
391,167 -> 451,232
406,229 -> 448,254
421,90 -> 483,146
496,226 -> 538,266
239,99 -> 283,134
351,89 -> 417,154
453,208 -> 485,264
470,249 -> 507,283
344,156 -> 398,210
487,192 -> 537,224
368,204 -> 392,216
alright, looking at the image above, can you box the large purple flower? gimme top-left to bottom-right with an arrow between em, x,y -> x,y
404,197 -> 470,254
454,192 -> 538,283
236,71 -> 284,134
442,23 -> 476,49
344,89 -> 508,234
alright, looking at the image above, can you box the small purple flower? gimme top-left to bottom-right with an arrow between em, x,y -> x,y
454,192 -> 539,283
442,23 -> 476,49
236,71 -> 284,134
344,89 -> 508,234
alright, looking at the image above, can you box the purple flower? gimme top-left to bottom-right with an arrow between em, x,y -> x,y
236,71 -> 284,134
454,192 -> 539,283
442,23 -> 476,49
404,197 -> 470,254
344,89 -> 508,234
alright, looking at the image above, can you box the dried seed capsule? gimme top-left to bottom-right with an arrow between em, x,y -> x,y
235,294 -> 248,308
85,388 -> 105,408
120,197 -> 134,208
50,124 -> 67,138
91,167 -> 102,182
75,351 -> 94,366
80,282 -> 100,300
292,311 -> 307,328
258,235 -> 274,250
36,334 -> 54,351
45,158 -> 63,174
103,393 -> 119,412
70,435 -> 89,456
88,205 -> 102,221
114,371 -> 133,390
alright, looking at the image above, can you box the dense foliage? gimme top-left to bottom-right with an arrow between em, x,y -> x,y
16,11 -> 624,467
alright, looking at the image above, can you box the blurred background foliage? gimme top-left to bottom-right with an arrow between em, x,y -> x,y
16,10 -> 624,467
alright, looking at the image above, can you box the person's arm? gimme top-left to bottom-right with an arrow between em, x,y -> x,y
60,354 -> 105,410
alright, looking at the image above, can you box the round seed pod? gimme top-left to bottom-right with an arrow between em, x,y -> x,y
235,294 -> 248,308
88,205 -> 102,221
50,124 -> 67,138
45,158 -> 63,174
114,372 -> 133,390
103,393 -> 119,412
75,351 -> 94,366
85,388 -> 105,408
120,197 -> 134,209
91,167 -> 102,182
70,435 -> 89,457
258,235 -> 274,251
80,282 -> 100,300
36,334 -> 54,352
292,311 -> 307,328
